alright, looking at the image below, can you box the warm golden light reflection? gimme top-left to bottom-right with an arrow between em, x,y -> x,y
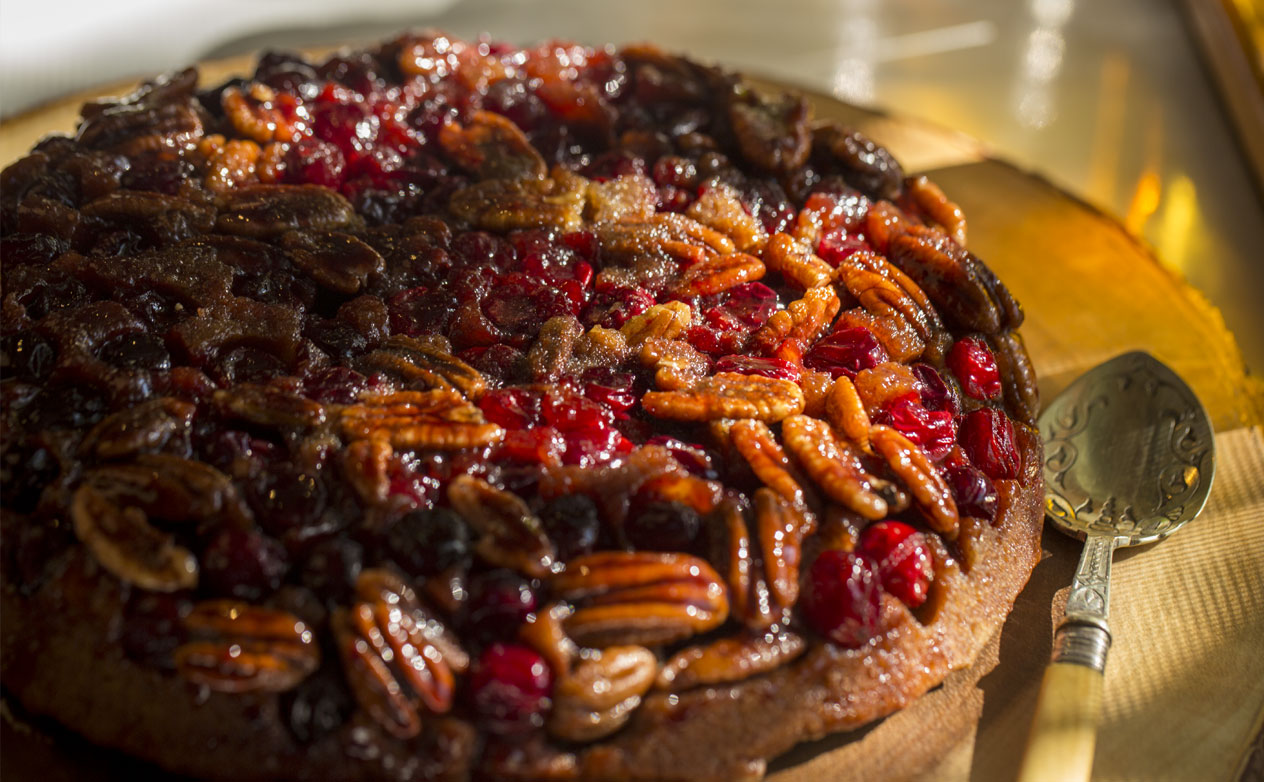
1124,170 -> 1162,235
831,5 -> 878,104
1014,0 -> 1073,129
1086,54 -> 1130,206
1156,175 -> 1198,275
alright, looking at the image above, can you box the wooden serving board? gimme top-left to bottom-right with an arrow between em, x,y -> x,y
3,57 -> 1261,782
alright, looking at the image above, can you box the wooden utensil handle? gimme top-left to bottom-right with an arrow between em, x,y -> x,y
1017,621 -> 1108,782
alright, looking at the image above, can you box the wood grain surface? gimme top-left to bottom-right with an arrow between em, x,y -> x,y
2,56 -> 1261,782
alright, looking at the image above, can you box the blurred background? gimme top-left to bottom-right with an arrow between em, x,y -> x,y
2,0 -> 1261,374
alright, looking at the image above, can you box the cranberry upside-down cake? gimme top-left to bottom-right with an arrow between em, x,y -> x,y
0,31 -> 1043,782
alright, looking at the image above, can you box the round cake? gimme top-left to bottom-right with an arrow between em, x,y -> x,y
0,31 -> 1043,781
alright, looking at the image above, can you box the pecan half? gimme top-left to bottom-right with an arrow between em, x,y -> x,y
594,213 -> 736,266
656,631 -> 805,691
334,569 -> 466,739
85,454 -> 252,527
728,419 -> 815,509
586,174 -> 658,223
754,488 -> 816,609
174,600 -> 318,693
338,390 -> 503,450
620,301 -> 692,347
216,185 -> 358,239
448,476 -> 557,578
551,552 -> 728,647
527,315 -> 584,382
685,183 -> 768,253
762,233 -> 833,290
671,252 -> 765,297
449,168 -> 587,232
712,495 -> 775,630
280,230 -> 385,295
213,383 -> 326,431
80,397 -> 195,460
781,415 -> 887,520
814,123 -> 904,201
438,110 -> 547,181
641,372 -> 804,423
990,329 -> 1040,425
728,88 -> 812,174
638,337 -> 709,390
221,83 -> 302,145
904,174 -> 966,247
825,375 -> 872,453
751,284 -> 841,362
71,483 -> 198,592
549,645 -> 657,742
869,424 -> 959,538
356,336 -> 487,399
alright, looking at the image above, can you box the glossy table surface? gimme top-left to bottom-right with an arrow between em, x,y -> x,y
182,0 -> 1264,380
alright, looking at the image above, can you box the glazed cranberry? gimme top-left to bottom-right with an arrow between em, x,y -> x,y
802,549 -> 882,648
249,465 -> 328,538
880,394 -> 956,460
702,282 -> 777,332
479,388 -> 542,429
200,528 -> 289,601
580,368 -> 638,415
714,355 -> 799,383
95,331 -> 172,371
960,408 -> 1021,480
466,570 -> 538,642
816,230 -> 870,267
803,327 -> 887,378
582,283 -> 654,328
312,100 -> 379,160
944,463 -> 999,521
483,78 -> 548,131
283,668 -> 355,744
385,508 -> 473,578
469,643 -> 553,735
625,501 -> 703,553
947,337 -> 1001,400
857,521 -> 933,608
1,331 -> 57,380
303,366 -> 369,405
912,364 -> 959,414
120,592 -> 191,668
299,537 -> 364,603
539,494 -> 602,559
482,274 -> 579,341
285,137 -> 346,189
463,343 -> 528,386
493,427 -> 566,465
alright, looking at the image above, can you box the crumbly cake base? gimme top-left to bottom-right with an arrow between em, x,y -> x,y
1,429 -> 1041,782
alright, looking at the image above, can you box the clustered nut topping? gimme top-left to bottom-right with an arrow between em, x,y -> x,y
0,29 -> 1037,779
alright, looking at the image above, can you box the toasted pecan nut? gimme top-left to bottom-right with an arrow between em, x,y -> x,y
754,488 -> 816,609
201,136 -> 261,193
729,419 -> 814,508
80,397 -> 195,460
800,368 -> 835,418
638,337 -> 710,390
825,375 -> 872,453
519,603 -> 580,677
634,472 -> 723,515
354,568 -> 470,674
990,329 -> 1040,425
549,645 -> 657,742
439,110 -> 547,181
672,252 -> 765,297
213,383 -> 326,430
886,227 -> 1009,334
620,301 -> 693,347
711,496 -> 777,630
586,174 -> 658,223
762,233 -> 833,290
71,483 -> 198,592
728,89 -> 812,174
449,168 -> 587,232
869,425 -> 959,538
656,631 -> 806,691
594,213 -> 736,269
834,263 -> 927,359
552,552 -> 728,647
342,439 -> 393,505
905,174 -> 966,247
174,601 -> 319,693
853,361 -> 922,417
279,230 -> 384,295
221,83 -> 301,145
356,336 -> 488,399
334,570 -> 465,739
781,415 -> 887,520
751,284 -> 840,360
642,372 -> 804,423
86,454 -> 252,527
814,123 -> 904,201
449,475 -> 557,578
528,316 -> 584,382
216,184 -> 358,239
685,183 -> 768,252
339,390 -> 503,450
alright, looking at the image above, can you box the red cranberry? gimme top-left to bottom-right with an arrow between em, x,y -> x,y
802,549 -> 882,648
803,327 -> 887,378
539,494 -> 602,559
817,229 -> 870,267
645,436 -> 718,480
385,508 -> 472,577
857,521 -> 933,608
944,463 -> 999,521
714,354 -> 800,383
912,363 -> 959,414
582,283 -> 654,329
285,137 -> 346,189
960,408 -> 1021,480
200,528 -> 289,601
880,394 -> 956,460
479,387 -> 542,429
493,427 -> 567,466
303,366 -> 369,405
311,100 -> 379,161
465,570 -> 538,642
580,368 -> 638,416
625,501 -> 704,553
702,282 -> 777,332
947,337 -> 1002,400
469,643 -> 553,735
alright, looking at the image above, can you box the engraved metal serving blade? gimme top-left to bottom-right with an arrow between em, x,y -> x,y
1017,351 -> 1215,782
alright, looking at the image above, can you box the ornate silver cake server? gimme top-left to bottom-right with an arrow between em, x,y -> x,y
1017,351 -> 1216,782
